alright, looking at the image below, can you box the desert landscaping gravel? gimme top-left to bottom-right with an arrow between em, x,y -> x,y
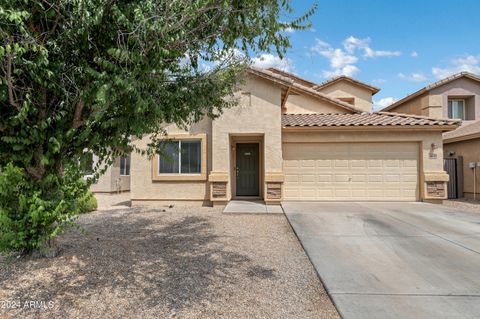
443,198 -> 480,214
0,204 -> 339,319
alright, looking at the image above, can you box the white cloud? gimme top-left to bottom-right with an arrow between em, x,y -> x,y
283,27 -> 295,33
322,65 -> 360,78
364,48 -> 402,58
252,53 -> 293,72
411,51 -> 418,57
432,55 -> 480,79
398,72 -> 427,82
343,36 -> 401,58
311,39 -> 358,70
310,36 -> 402,78
373,97 -> 398,111
343,36 -> 370,54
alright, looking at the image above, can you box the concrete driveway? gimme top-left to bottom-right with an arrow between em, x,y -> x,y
283,202 -> 480,319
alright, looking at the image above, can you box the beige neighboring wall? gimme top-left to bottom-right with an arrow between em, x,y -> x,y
90,164 -> 113,193
283,129 -> 447,202
317,81 -> 373,112
385,77 -> 480,119
430,77 -> 480,119
209,74 -> 283,204
444,139 -> 480,199
91,157 -> 131,193
284,93 -> 350,114
131,117 -> 212,205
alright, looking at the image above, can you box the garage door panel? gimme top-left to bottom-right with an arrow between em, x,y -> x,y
317,175 -> 332,182
317,160 -> 333,167
351,174 -> 367,182
283,142 -> 418,201
285,174 -> 300,183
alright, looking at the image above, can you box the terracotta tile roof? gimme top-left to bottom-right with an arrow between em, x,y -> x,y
313,75 -> 380,94
282,112 -> 460,129
382,72 -> 480,112
247,67 -> 364,113
443,120 -> 480,142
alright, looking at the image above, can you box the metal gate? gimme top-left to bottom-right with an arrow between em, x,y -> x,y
444,158 -> 458,199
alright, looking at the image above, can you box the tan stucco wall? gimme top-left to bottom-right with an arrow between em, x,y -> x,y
90,157 -> 131,193
210,75 -> 283,203
391,78 -> 480,120
130,117 -> 212,204
130,74 -> 283,205
317,81 -> 373,112
444,139 -> 480,198
283,129 -> 447,201
388,93 -> 428,116
284,93 -> 349,114
430,77 -> 480,120
90,163 -> 113,193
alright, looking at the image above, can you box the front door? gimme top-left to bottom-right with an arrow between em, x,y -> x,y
236,143 -> 260,197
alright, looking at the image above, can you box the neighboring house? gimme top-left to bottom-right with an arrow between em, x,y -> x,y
382,72 -> 480,200
89,155 -> 131,193
130,67 -> 458,206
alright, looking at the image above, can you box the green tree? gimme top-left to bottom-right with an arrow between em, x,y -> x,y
0,0 -> 315,254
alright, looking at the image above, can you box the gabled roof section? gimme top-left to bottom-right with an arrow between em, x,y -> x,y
282,112 -> 460,130
313,75 -> 380,95
247,67 -> 364,113
382,72 -> 480,112
444,120 -> 480,143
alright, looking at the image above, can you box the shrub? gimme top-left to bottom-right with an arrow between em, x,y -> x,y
78,192 -> 98,214
0,163 -> 88,255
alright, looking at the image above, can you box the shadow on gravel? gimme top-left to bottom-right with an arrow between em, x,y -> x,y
2,209 -> 269,315
112,200 -> 131,207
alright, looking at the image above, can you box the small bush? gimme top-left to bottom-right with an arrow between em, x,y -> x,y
0,163 -> 88,255
78,192 -> 98,214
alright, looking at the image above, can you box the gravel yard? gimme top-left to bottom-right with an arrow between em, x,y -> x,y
443,198 -> 480,213
0,204 -> 339,319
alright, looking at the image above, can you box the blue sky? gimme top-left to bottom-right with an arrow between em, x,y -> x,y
252,0 -> 480,110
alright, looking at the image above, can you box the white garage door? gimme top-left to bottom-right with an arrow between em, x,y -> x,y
283,142 -> 419,201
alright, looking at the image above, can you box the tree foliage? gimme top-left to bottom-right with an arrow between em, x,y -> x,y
0,0 -> 315,253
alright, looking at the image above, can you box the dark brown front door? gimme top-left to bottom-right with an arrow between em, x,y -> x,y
236,143 -> 260,196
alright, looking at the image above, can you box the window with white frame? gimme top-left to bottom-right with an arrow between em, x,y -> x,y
158,140 -> 201,174
448,99 -> 465,120
120,155 -> 131,176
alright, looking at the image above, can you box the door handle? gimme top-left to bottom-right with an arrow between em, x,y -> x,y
236,166 -> 239,177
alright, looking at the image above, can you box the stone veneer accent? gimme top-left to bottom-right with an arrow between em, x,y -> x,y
266,182 -> 282,200
426,181 -> 446,198
212,182 -> 227,198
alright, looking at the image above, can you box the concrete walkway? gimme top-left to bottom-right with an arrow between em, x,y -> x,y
283,201 -> 480,319
223,200 -> 284,214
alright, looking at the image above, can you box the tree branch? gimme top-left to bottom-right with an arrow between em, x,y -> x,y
72,99 -> 85,129
6,54 -> 20,111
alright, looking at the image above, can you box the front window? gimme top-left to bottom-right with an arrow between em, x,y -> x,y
158,140 -> 201,174
120,155 -> 131,176
448,99 -> 465,120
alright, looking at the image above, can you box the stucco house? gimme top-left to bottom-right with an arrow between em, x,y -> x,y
89,155 -> 131,193
130,67 -> 458,207
382,72 -> 480,200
